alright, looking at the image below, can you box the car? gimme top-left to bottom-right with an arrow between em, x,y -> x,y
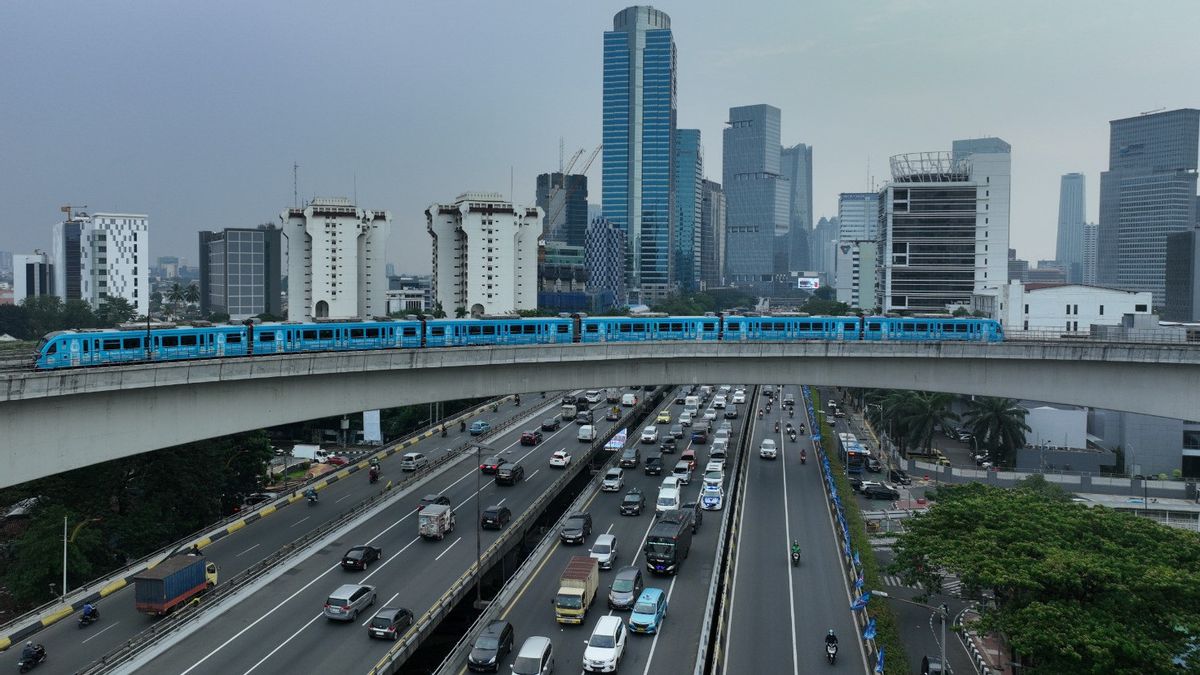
549,449 -> 571,468
643,454 -> 663,475
341,545 -> 382,571
513,636 -> 555,675
760,439 -> 778,459
520,430 -> 544,446
691,428 -> 709,444
680,501 -> 703,531
710,437 -> 728,457
417,493 -> 451,512
694,418 -> 712,433
583,615 -> 627,673
732,390 -> 746,404
628,588 -> 668,634
541,417 -> 561,432
674,391 -> 687,404
575,410 -> 594,425
367,606 -> 414,641
602,468 -> 624,492
702,470 -> 723,489
672,460 -> 692,485
479,455 -> 504,474
470,420 -> 491,436
680,448 -> 697,470
495,462 -> 525,486
325,455 -> 349,466
660,476 -> 681,490
605,407 -> 621,421
712,395 -> 727,409
700,485 -> 725,510
723,405 -> 739,419
619,447 -> 640,468
678,412 -> 692,427
607,566 -> 644,610
703,408 -> 718,421
866,456 -> 883,473
238,492 -> 278,511
763,385 -> 775,397
640,426 -> 659,444
889,468 -> 913,486
655,486 -> 681,515
669,424 -> 684,439
782,394 -> 796,407
589,533 -> 619,570
323,583 -> 376,621
563,394 -> 578,405
705,459 -> 725,474
586,390 -> 603,404
659,437 -> 677,454
851,478 -> 882,493
862,483 -> 901,500
467,619 -> 515,672
480,504 -> 512,529
620,488 -> 645,516
560,512 -> 592,544
656,410 -> 672,424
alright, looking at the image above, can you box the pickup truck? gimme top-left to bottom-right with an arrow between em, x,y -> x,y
554,556 -> 599,624
133,554 -> 218,616
418,503 -> 456,540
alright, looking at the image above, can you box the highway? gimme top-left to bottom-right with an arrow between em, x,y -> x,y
721,385 -> 868,674
32,395 -> 547,674
459,385 -> 749,675
130,392 -> 634,674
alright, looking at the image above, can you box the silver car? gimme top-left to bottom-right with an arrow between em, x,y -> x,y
323,583 -> 376,621
589,533 -> 619,570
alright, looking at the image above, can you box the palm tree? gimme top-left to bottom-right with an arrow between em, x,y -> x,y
962,397 -> 1030,466
166,282 -> 185,318
893,391 -> 959,456
184,283 -> 200,306
454,306 -> 468,319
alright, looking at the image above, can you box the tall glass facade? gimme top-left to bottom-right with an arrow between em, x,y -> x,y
780,143 -> 813,272
603,6 -> 676,303
199,227 -> 282,320
1055,173 -> 1086,283
536,172 -> 588,247
723,104 -> 788,287
672,129 -> 702,291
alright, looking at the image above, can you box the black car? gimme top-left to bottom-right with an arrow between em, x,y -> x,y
541,417 -> 561,432
562,395 -> 577,405
723,406 -> 739,419
619,447 -> 640,468
480,504 -> 512,529
417,493 -> 451,512
559,511 -> 592,544
659,437 -> 677,454
620,488 -> 645,516
520,430 -> 543,446
889,468 -> 913,486
495,462 -> 525,486
467,619 -> 515,672
341,545 -> 382,571
674,392 -> 687,404
681,501 -> 703,532
862,483 -> 901,500
866,457 -> 883,473
644,453 -> 663,475
479,456 -> 505,474
367,606 -> 414,641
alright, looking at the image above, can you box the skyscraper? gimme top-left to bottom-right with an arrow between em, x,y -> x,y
198,226 -> 283,320
12,253 -> 53,303
586,218 -> 628,306
1098,108 -> 1200,305
602,6 -> 677,304
68,212 -> 149,316
535,172 -> 588,247
810,216 -> 840,284
1055,173 -> 1087,283
1081,222 -> 1098,285
1164,229 -> 1200,322
283,197 -> 390,321
672,129 -> 702,291
723,104 -> 788,287
50,213 -> 85,302
837,193 -> 879,241
700,179 -> 725,288
780,144 -> 813,272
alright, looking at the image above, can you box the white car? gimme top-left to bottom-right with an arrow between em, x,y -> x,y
760,439 -> 778,459
655,486 -> 681,515
640,426 -> 659,444
712,396 -> 727,409
702,470 -> 724,489
660,476 -> 681,490
585,390 -> 603,404
703,408 -> 717,421
583,615 -> 627,672
601,468 -> 624,492
704,459 -> 725,474
678,412 -> 693,427
589,533 -> 619,570
700,485 -> 725,510
549,450 -> 571,468
732,390 -> 746,404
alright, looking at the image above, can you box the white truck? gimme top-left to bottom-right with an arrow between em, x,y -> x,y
418,504 -> 456,540
290,444 -> 329,464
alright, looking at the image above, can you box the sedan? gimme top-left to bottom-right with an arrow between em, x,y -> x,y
732,391 -> 746,404
700,486 -> 725,511
367,606 -> 414,641
520,430 -> 543,446
601,468 -> 624,492
469,420 -> 491,436
480,504 -> 512,529
723,406 -> 739,419
341,545 -> 382,571
479,456 -> 505,474
669,424 -> 684,439
549,450 -> 571,468
541,417 -> 561,432
325,455 -> 349,467
659,437 -> 677,454
862,483 -> 901,500
620,488 -> 645,516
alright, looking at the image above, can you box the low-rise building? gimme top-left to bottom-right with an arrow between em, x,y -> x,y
972,281 -> 1152,333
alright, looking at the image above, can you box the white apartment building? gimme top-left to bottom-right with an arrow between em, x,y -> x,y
282,197 -> 390,321
834,240 -> 877,309
74,213 -> 149,316
426,192 -> 539,316
971,281 -> 1153,332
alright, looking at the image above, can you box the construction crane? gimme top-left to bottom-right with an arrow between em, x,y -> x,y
60,204 -> 88,220
545,143 -> 601,237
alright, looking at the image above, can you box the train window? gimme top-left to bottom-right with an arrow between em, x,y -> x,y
259,332 -> 275,342
430,327 -> 445,336
160,336 -> 178,347
227,334 -> 242,343
102,339 -> 120,350
902,322 -> 915,331
726,323 -> 740,331
669,323 -> 683,332
319,330 -> 333,340
350,328 -> 365,338
180,335 -> 197,346
367,328 -> 379,338
618,323 -> 631,333
702,322 -> 715,331
402,327 -> 417,336
798,322 -> 811,332
585,324 -> 598,333
123,338 -> 140,350
468,326 -> 482,335
523,325 -> 537,334
79,341 -> 86,353
558,324 -> 570,333
916,323 -> 929,332
482,325 -> 495,335
46,342 -> 57,354
773,322 -> 786,331
302,330 -> 317,340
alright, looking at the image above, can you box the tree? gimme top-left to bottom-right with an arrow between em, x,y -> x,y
962,397 -> 1030,465
952,306 -> 971,317
0,304 -> 33,340
799,297 -> 850,316
184,283 -> 201,306
454,306 -> 467,319
432,302 -> 447,319
166,282 -> 185,318
95,297 -> 136,326
890,482 -> 1200,674
893,391 -> 958,455
812,285 -> 835,301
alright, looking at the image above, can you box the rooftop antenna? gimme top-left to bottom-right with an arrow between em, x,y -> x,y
1139,107 -> 1166,116
292,162 -> 299,208
353,172 -> 358,205
559,137 -> 564,173
510,165 -> 514,203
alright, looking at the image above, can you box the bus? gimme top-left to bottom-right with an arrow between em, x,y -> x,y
644,516 -> 692,575
838,432 -> 868,475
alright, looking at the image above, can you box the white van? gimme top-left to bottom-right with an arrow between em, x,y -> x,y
578,425 -> 596,442
512,636 -> 555,675
400,452 -> 428,471
621,393 -> 637,407
655,487 -> 681,515
684,395 -> 700,409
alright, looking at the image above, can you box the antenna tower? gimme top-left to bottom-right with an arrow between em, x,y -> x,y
293,162 -> 300,207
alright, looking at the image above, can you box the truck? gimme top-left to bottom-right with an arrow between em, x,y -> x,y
562,403 -> 578,421
605,388 -> 622,404
554,556 -> 599,624
290,443 -> 329,464
133,554 -> 218,616
418,503 -> 456,540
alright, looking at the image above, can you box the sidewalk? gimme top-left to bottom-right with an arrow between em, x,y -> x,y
960,608 -> 1013,674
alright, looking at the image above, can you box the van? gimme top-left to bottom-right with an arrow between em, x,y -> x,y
578,425 -> 596,443
710,439 -> 728,460
684,395 -> 700,409
399,452 -> 427,472
655,486 -> 681,515
621,393 -> 637,407
512,636 -> 555,675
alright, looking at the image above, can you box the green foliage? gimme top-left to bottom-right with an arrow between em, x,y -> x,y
962,397 -> 1030,465
183,283 -> 201,305
890,482 -> 1200,674
207,312 -> 232,323
454,305 -> 467,319
432,301 -> 447,319
812,285 -> 835,301
649,289 -> 757,315
0,295 -> 144,340
799,297 -> 851,316
892,391 -> 958,454
94,296 -> 137,326
255,312 -> 284,322
952,306 -> 971,317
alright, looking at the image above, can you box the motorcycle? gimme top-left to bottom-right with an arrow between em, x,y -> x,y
441,426 -> 447,437
460,420 -> 467,433
800,449 -> 807,464
757,410 -> 763,419
775,421 -> 780,433
788,431 -> 797,442
306,491 -> 318,506
514,394 -> 521,406
78,607 -> 99,628
791,549 -> 801,567
826,642 -> 838,664
799,424 -> 806,435
368,469 -> 379,484
17,644 -> 46,673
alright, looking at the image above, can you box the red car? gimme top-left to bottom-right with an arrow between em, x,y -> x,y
479,456 -> 505,474
325,455 -> 349,466
520,430 -> 543,446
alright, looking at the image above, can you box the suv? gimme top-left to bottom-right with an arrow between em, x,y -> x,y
640,426 -> 659,444
367,606 -> 414,641
669,424 -> 684,439
643,453 -> 664,475
400,452 -> 427,472
520,430 -> 543,446
583,615 -> 627,673
889,468 -> 913,486
513,636 -> 555,675
620,488 -> 645,515
619,447 -> 640,468
759,439 -> 778,459
863,483 -> 901,500
601,468 -> 624,491
691,428 -> 709,444
341,545 -> 382,571
541,417 -> 561,432
480,504 -> 512,529
659,437 -> 677,454
467,619 -> 515,672
323,583 -> 376,621
495,462 -> 526,486
560,512 -> 592,544
672,460 -> 692,485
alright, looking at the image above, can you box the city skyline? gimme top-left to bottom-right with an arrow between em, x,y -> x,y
1,1 -> 1198,273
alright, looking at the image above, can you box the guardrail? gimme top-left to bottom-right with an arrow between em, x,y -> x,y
1003,328 -> 1200,344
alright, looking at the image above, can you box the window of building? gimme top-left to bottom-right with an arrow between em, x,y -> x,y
1024,304 -> 1029,314
1135,304 -> 1147,312
1099,305 -> 1104,315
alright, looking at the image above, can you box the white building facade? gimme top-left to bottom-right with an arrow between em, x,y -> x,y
77,213 -> 149,316
834,240 -> 877,309
972,281 -> 1153,332
426,192 -> 539,316
282,198 -> 390,321
12,252 -> 53,303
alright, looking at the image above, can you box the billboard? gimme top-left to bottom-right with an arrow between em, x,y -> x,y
796,277 -> 821,290
362,410 -> 382,444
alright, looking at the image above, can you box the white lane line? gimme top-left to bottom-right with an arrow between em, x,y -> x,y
435,536 -> 463,561
335,493 -> 352,503
721,388 -> 760,675
235,544 -> 260,557
80,620 -> 118,644
363,592 -> 400,626
289,516 -> 310,528
779,393 -> 800,675
526,469 -> 540,481
242,612 -> 323,675
641,574 -> 679,675
496,498 -> 507,505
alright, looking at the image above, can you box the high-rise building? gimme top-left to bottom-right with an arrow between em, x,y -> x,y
1098,109 -> 1200,305
834,240 -> 877,309
13,253 -> 53,303
1164,229 -> 1200,322
535,172 -> 588,247
700,179 -> 726,289
586,218 -> 628,307
0,251 -> 13,279
877,138 -> 1010,312
198,226 -> 283,320
282,197 -> 390,321
69,213 -> 149,316
672,129 -> 703,291
723,104 -> 788,287
780,144 -> 813,272
602,5 -> 677,303
1055,173 -> 1087,283
810,216 -> 840,285
1081,223 -> 1098,285
50,213 -> 85,302
1009,248 -> 1030,282
426,192 -> 539,316
837,193 -> 879,241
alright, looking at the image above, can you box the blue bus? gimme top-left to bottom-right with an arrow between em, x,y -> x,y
838,432 -> 868,475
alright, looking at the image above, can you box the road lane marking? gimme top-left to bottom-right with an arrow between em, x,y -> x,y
80,620 -> 118,644
235,544 -> 260,557
363,592 -> 400,626
289,516 -> 310,528
641,574 -> 679,675
527,469 -> 540,481
241,611 -> 323,675
721,388 -> 760,675
336,493 -> 352,503
779,390 -> 799,674
435,537 -> 463,561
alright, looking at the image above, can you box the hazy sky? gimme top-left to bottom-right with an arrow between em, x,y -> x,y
2,1 -> 1197,273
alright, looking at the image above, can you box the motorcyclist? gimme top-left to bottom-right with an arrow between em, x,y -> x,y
82,602 -> 97,620
190,544 -> 203,556
757,409 -> 763,419
305,487 -> 318,501
791,540 -> 801,558
369,457 -> 380,470
826,629 -> 839,647
368,466 -> 379,482
460,420 -> 467,433
775,421 -> 780,433
514,393 -> 521,406
21,641 -> 39,662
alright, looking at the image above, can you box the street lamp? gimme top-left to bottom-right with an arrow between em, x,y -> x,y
471,442 -> 508,608
873,590 -> 949,674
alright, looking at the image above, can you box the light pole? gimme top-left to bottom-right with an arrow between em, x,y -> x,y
873,590 -> 949,673
865,403 -> 888,471
471,442 -> 507,608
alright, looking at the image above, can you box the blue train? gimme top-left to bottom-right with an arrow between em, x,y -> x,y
33,314 -> 1003,370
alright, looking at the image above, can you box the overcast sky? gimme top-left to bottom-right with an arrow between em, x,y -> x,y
2,1 -> 1197,273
